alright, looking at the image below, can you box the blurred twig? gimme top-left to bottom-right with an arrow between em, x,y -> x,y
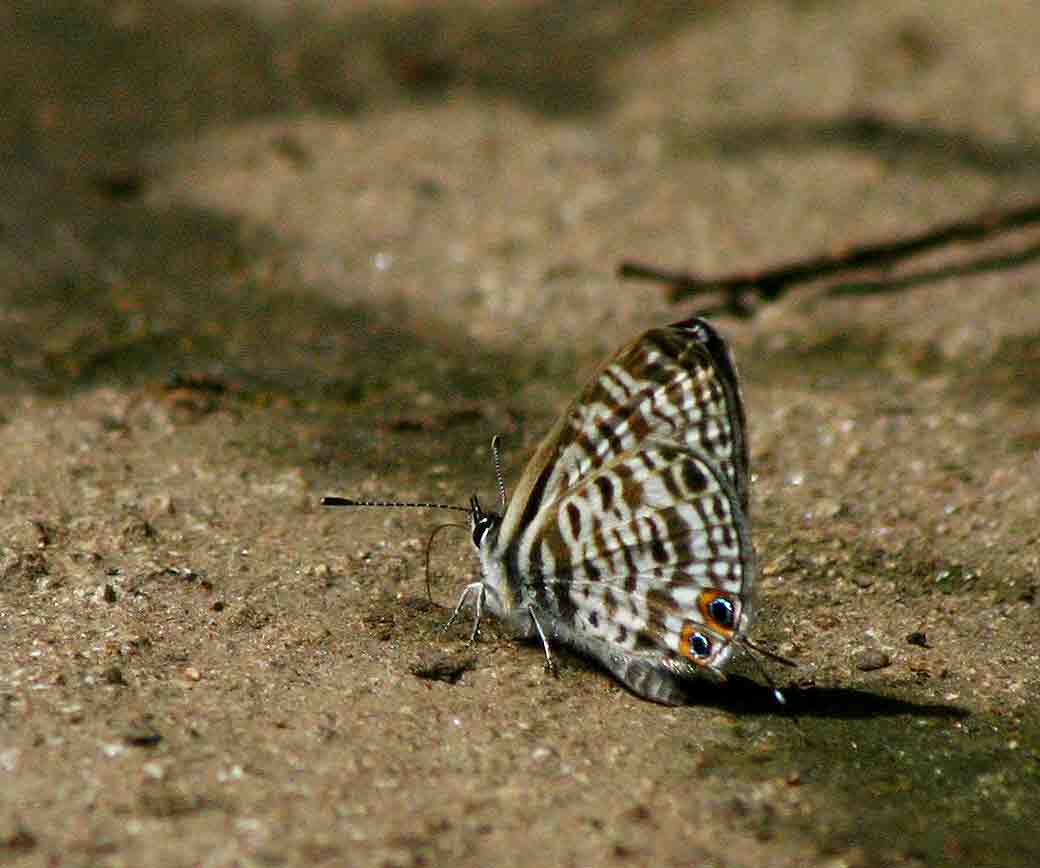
618,199 -> 1040,316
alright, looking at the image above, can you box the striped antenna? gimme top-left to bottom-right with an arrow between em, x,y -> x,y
490,435 -> 507,510
320,496 -> 469,512
320,496 -> 471,605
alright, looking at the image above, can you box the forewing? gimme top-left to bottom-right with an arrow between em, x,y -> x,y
498,317 -> 749,548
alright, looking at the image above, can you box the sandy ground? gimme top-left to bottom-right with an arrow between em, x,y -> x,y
2,1 -> 1039,866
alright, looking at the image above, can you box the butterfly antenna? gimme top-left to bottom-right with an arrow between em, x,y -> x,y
738,637 -> 798,706
321,496 -> 470,512
424,522 -> 468,602
490,435 -> 507,510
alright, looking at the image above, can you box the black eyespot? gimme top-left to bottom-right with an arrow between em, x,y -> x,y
709,597 -> 735,629
691,633 -> 711,658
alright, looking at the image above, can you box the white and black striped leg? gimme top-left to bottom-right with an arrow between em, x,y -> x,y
528,607 -> 557,676
443,581 -> 486,643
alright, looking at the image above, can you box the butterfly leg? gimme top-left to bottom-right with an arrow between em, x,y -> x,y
442,581 -> 486,643
528,607 -> 558,677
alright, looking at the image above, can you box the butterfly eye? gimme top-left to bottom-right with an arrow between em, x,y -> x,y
470,511 -> 499,548
709,597 -> 735,630
690,633 -> 712,658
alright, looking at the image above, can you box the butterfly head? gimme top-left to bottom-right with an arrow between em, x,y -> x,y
468,495 -> 501,550
468,494 -> 519,620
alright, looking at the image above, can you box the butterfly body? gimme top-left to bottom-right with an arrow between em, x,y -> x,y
462,317 -> 757,705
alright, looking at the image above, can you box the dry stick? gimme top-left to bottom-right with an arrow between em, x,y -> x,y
618,199 -> 1040,311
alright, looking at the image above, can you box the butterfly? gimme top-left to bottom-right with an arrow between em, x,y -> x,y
324,317 -> 788,705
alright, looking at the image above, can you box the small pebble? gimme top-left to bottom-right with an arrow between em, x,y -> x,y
854,650 -> 891,671
0,820 -> 37,853
124,727 -> 163,748
906,631 -> 929,647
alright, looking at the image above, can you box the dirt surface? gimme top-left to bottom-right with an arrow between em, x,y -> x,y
2,2 -> 1039,866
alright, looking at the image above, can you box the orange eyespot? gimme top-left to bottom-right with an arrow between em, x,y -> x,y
679,621 -> 713,664
697,590 -> 737,638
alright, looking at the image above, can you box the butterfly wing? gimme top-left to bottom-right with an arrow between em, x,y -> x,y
520,442 -> 754,700
499,317 -> 749,545
491,318 -> 754,703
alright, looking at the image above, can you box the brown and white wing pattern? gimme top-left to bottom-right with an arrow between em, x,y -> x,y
478,317 -> 756,705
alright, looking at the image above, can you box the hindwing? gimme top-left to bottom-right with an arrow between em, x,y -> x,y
514,441 -> 754,668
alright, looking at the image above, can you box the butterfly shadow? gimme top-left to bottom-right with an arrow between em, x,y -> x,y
681,673 -> 970,722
